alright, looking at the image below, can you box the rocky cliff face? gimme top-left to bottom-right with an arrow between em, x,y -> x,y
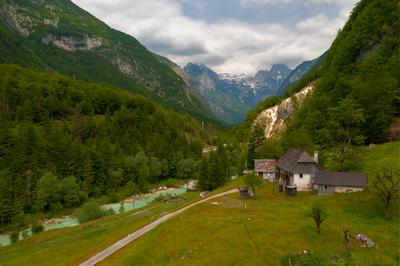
254,83 -> 315,138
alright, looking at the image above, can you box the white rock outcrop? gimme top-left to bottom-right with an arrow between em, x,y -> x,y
42,34 -> 103,52
116,58 -> 135,75
254,84 -> 315,138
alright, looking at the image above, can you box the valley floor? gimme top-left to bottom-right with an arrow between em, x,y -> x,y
0,142 -> 398,265
100,183 -> 399,266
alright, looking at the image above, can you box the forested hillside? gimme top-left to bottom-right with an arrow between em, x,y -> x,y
244,0 -> 399,168
0,0 -> 215,123
284,0 -> 399,143
0,64 -> 213,224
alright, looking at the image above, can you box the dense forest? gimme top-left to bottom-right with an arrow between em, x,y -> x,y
243,0 -> 399,169
0,64 -> 242,226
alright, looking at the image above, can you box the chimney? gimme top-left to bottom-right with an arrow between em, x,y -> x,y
314,151 -> 319,164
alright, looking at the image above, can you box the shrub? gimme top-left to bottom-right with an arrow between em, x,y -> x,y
72,202 -> 109,223
21,230 -> 29,239
244,173 -> 263,197
10,231 -> 19,243
31,223 -> 44,234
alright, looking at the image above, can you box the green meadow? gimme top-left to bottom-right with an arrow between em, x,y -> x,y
101,184 -> 399,266
0,142 -> 398,265
100,142 -> 399,265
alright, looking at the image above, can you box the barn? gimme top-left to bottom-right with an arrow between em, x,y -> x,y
314,171 -> 368,195
254,159 -> 276,181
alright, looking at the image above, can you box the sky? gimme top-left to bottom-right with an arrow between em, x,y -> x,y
72,0 -> 359,75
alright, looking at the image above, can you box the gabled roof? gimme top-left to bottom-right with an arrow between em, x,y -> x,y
315,171 -> 367,187
276,149 -> 315,172
254,159 -> 276,172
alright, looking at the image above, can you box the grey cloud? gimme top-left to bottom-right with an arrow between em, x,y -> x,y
72,0 -> 358,74
141,37 -> 208,57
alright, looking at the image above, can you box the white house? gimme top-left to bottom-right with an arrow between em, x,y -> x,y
276,149 -> 321,191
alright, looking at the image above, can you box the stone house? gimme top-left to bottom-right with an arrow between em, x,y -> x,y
254,159 -> 276,181
314,171 -> 368,195
276,149 -> 321,191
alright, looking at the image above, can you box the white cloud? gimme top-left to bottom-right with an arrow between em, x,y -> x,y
72,0 -> 359,74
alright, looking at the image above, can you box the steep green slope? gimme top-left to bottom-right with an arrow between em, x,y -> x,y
244,0 -> 399,150
0,64 -> 210,224
0,0 -> 215,123
286,0 -> 399,144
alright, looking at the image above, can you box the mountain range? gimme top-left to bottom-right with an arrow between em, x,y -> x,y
184,59 -> 319,124
0,0 -> 323,125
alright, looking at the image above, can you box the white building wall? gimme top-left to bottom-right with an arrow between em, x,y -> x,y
293,173 -> 313,191
263,172 -> 276,181
334,186 -> 364,193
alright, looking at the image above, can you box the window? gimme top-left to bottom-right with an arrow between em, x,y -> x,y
300,173 -> 303,178
324,185 -> 328,190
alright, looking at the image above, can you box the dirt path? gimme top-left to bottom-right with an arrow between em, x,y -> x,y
79,188 -> 239,266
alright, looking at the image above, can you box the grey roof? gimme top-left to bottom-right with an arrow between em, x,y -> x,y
315,171 -> 368,187
276,149 -> 315,172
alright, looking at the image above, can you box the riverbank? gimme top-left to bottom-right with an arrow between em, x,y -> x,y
0,185 -> 189,247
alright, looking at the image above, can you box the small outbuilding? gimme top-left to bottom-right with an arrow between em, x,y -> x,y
314,171 -> 368,195
254,159 -> 276,181
239,187 -> 250,198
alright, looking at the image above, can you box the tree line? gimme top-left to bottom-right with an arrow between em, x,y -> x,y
0,64 -> 224,225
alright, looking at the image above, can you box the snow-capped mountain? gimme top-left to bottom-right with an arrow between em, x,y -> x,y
218,64 -> 292,107
184,59 -> 319,124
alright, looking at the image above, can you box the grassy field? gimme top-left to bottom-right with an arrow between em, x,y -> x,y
0,142 -> 398,265
0,178 -> 244,266
99,142 -> 399,266
361,141 -> 400,175
101,186 -> 399,265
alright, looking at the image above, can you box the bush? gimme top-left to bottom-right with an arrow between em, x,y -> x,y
31,222 -> 44,234
10,231 -> 19,243
154,194 -> 167,203
72,202 -> 110,223
244,173 -> 263,197
21,230 -> 29,239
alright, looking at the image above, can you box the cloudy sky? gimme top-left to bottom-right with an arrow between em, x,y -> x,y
72,0 -> 359,74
